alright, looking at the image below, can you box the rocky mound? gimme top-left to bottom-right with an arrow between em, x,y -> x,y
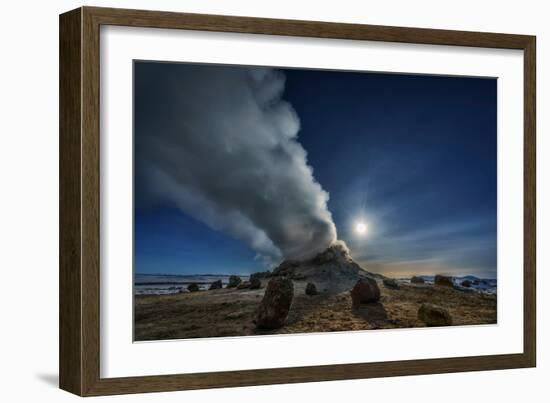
271,242 -> 378,294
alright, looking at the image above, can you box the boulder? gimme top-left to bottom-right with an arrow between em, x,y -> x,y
383,278 -> 400,290
249,276 -> 262,289
410,276 -> 425,284
209,280 -> 223,290
227,275 -> 242,288
256,277 -> 294,329
434,274 -> 454,287
418,303 -> 453,326
350,278 -> 380,308
461,280 -> 472,288
237,281 -> 251,289
305,282 -> 318,295
187,283 -> 200,292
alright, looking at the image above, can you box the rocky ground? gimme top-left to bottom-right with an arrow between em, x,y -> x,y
134,277 -> 497,341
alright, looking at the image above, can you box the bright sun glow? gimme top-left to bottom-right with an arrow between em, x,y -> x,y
355,221 -> 368,236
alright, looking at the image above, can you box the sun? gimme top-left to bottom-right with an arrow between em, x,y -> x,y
355,221 -> 368,236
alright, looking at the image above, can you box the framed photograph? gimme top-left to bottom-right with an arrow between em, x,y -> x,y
59,6 -> 536,396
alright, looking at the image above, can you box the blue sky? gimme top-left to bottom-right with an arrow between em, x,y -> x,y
134,63 -> 497,279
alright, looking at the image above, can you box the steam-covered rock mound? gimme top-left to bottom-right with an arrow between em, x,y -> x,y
271,242 -> 378,294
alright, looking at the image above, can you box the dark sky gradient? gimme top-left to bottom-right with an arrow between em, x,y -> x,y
134,63 -> 497,279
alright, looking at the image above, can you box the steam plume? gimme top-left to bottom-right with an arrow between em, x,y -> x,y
135,63 -> 337,263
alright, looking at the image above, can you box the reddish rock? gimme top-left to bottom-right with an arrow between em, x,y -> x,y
418,303 -> 453,326
350,278 -> 380,308
256,277 -> 294,329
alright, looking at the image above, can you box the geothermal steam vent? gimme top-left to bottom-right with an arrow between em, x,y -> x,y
136,66 -> 337,264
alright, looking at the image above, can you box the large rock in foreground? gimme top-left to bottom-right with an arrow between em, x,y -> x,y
351,278 -> 380,308
256,277 -> 294,329
418,303 -> 453,326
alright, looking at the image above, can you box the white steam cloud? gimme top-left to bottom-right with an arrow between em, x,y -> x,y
135,64 -> 337,263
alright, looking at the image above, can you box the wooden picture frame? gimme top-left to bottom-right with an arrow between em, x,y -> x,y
59,6 -> 536,396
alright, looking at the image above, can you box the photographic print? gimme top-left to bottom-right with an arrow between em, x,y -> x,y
133,61 -> 497,341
